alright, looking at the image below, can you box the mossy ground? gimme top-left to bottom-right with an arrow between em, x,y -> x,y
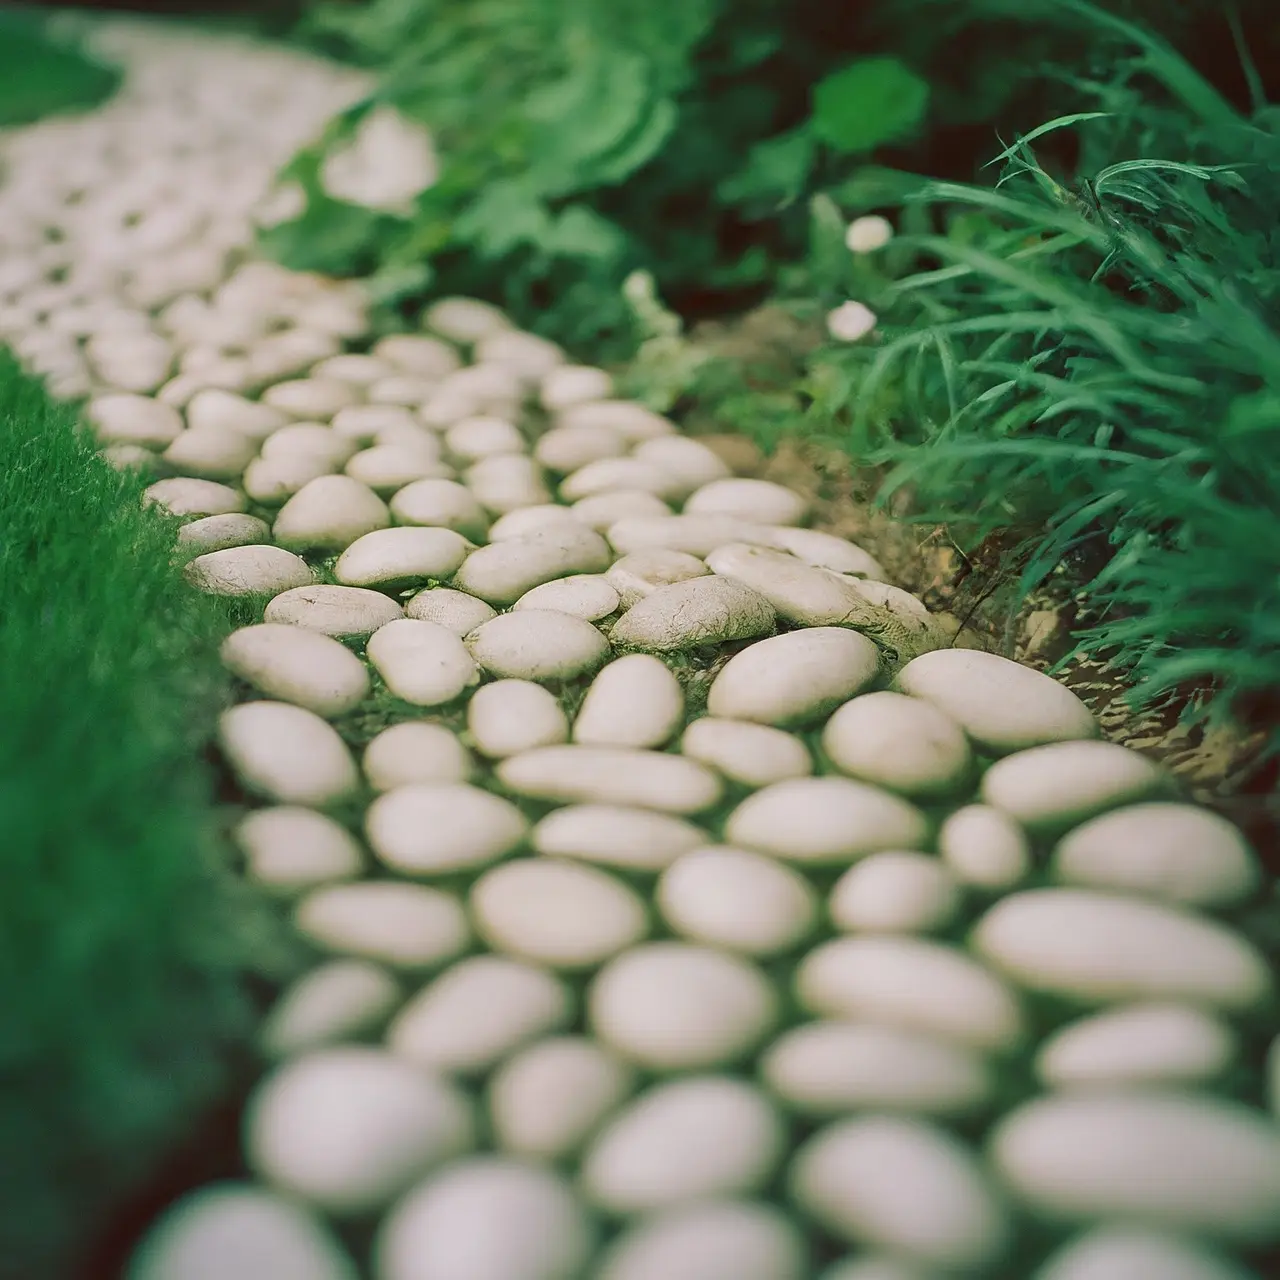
0,355 -> 289,1278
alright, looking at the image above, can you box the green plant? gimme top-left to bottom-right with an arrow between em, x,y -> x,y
807,0 -> 1280,751
0,356 -> 289,1278
0,8 -> 120,126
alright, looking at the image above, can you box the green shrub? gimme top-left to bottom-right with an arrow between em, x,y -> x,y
0,9 -> 120,127
0,357 -> 287,1278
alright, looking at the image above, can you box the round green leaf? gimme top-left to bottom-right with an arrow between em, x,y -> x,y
812,57 -> 931,154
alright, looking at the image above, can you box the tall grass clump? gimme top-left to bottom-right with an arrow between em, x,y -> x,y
0,355 -> 285,1278
808,0 -> 1280,755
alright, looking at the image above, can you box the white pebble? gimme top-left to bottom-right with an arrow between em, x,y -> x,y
582,1077 -> 785,1214
990,1092 -> 1280,1242
610,575 -> 777,652
178,512 -> 271,552
632,436 -> 731,497
560,456 -> 684,503
221,624 -> 370,718
938,804 -> 1031,890
366,782 -> 528,875
219,701 -> 359,805
87,392 -> 182,446
373,333 -> 461,378
573,655 -> 684,748
572,489 -> 673,530
389,956 -> 572,1074
445,415 -> 525,461
146,477 -> 245,518
264,585 -> 403,640
262,377 -> 359,420
1035,1002 -> 1237,1090
540,364 -> 613,411
465,453 -> 551,513
334,526 -> 470,589
658,847 -> 817,956
295,882 -> 470,969
767,526 -> 886,579
404,586 -> 497,635
822,691 -> 972,796
363,722 -> 473,791
498,745 -> 722,814
273,474 -> 390,552
532,805 -> 707,871
235,806 -> 363,895
389,477 -> 489,539
556,399 -> 676,441
261,960 -> 402,1058
488,504 -> 584,541
973,889 -> 1272,1011
332,404 -> 423,444
828,852 -> 961,934
894,649 -> 1098,754
465,610 -> 610,681
680,718 -> 811,787
589,943 -> 777,1070
790,1117 -> 1009,1269
725,777 -> 929,863
514,575 -> 619,621
1052,802 -> 1260,907
606,513 -> 771,558
243,453 -> 336,504
1033,1226 -> 1259,1280
374,1158 -> 595,1280
534,422 -> 628,473
476,329 -> 564,381
467,679 -> 569,758
163,425 -> 257,480
245,1047 -> 473,1214
685,477 -> 808,525
796,936 -> 1024,1053
488,1037 -> 634,1160
186,388 -> 287,439
707,628 -> 880,726
422,298 -> 511,342
605,548 -> 708,609
454,525 -> 612,606
366,618 -> 480,706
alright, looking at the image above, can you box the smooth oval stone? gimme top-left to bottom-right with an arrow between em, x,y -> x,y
605,548 -> 709,609
467,679 -> 569,758
186,388 -> 288,438
725,777 -> 929,864
86,392 -> 183,446
532,805 -> 707,871
295,882 -> 470,969
816,1255 -> 943,1280
894,649 -> 1098,754
465,453 -> 552,513
981,740 -> 1169,830
366,782 -> 528,876
534,422 -> 628,472
236,806 -> 364,893
404,586 -> 497,635
221,624 -> 370,718
472,859 -> 648,969
766,526 -> 886,579
261,960 -> 402,1058
973,889 -> 1272,1011
314,354 -> 395,386
498,745 -> 722,814
351,445 -> 450,492
540,364 -> 614,411
685,478 -> 808,525
938,804 -> 1031,891
1033,1226 -> 1259,1280
366,618 -> 480,707
127,1184 -> 358,1280
454,525 -> 612,606
796,937 -> 1024,1053
265,585 -> 404,639
146,476 -> 246,517
828,852 -> 962,934
334,526 -> 470,589
488,1037 -> 634,1160
597,1202 -> 808,1280
989,1093 -> 1280,1242
244,1047 -> 473,1215
374,1158 -> 595,1280
476,329 -> 565,380
763,1021 -> 994,1117
178,512 -> 271,552
1052,802 -> 1260,907
389,956 -> 573,1074
582,1077 -> 785,1214
466,610 -> 611,681
423,296 -> 512,342
186,545 -> 315,596
680,718 -> 811,787
373,333 -> 462,378
658,846 -> 817,956
389,477 -> 489,539
632,436 -> 732,497
606,514 -> 773,559
488,504 -> 584,541
790,1117 -> 1009,1269
822,691 -> 973,797
708,628 -> 880,727
572,655 -> 684,749
556,399 -> 677,442
560,456 -> 685,503
220,701 -> 359,805
589,943 -> 777,1070
610,576 -> 776,652
163,425 -> 258,480
572,490 -> 673,531
243,453 -> 337,504
514,574 -> 619,621
262,377 -> 360,420
1036,1002 -> 1237,1090
332,404 -> 424,444
273,474 -> 390,552
705,543 -> 881,629
363,722 -> 474,791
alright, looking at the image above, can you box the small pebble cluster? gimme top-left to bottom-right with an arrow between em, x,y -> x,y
3,20 -> 1278,1280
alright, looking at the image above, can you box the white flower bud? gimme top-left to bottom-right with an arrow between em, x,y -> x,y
845,214 -> 894,254
826,300 -> 877,342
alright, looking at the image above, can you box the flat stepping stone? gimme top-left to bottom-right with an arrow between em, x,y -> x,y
264,585 -> 403,639
186,545 -> 315,596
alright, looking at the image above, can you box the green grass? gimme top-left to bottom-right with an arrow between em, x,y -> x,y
0,355 -> 289,1278
0,9 -> 120,127
796,0 -> 1280,759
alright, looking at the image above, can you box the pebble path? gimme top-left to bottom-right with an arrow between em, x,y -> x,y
3,20 -> 1278,1280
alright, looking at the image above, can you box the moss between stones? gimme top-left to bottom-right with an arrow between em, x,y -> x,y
0,353 -> 290,1278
